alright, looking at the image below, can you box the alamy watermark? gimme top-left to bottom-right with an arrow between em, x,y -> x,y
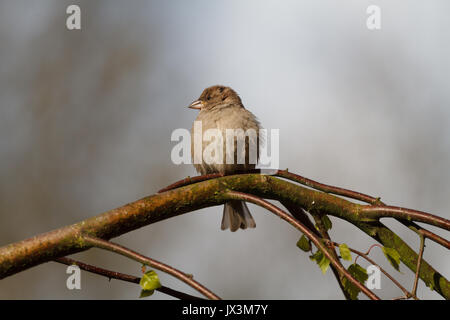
66,5 -> 81,30
366,5 -> 381,30
171,121 -> 279,174
366,265 -> 381,289
66,265 -> 81,290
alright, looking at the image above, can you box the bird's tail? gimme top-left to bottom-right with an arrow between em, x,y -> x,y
221,200 -> 256,232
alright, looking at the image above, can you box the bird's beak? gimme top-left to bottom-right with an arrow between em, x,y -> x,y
188,100 -> 203,110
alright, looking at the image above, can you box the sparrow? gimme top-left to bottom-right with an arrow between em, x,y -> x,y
188,85 -> 260,232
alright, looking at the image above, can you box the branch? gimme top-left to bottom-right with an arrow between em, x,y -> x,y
55,257 -> 203,300
81,235 -> 221,300
0,173 -> 448,298
312,213 -> 352,300
158,173 -> 223,193
412,235 -> 425,297
327,241 -> 417,300
223,190 -> 380,300
360,206 -> 449,230
399,220 -> 450,249
275,170 -> 385,205
277,171 -> 450,246
157,171 -> 449,230
354,220 -> 448,298
158,171 -> 450,248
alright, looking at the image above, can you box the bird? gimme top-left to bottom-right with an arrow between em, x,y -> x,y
188,85 -> 261,231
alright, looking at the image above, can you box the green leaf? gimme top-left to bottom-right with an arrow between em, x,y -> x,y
321,215 -> 332,231
348,263 -> 368,283
310,250 -> 330,275
343,263 -> 368,300
318,255 -> 331,275
339,243 -> 352,261
342,278 -> 360,300
139,270 -> 162,291
139,289 -> 155,298
382,247 -> 401,271
296,235 -> 311,252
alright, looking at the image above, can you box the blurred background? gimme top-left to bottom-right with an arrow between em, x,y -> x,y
0,0 -> 449,299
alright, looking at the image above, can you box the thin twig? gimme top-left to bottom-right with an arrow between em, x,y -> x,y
354,244 -> 383,265
392,295 -> 409,300
158,170 -> 384,206
82,235 -> 221,300
159,169 -> 373,299
412,235 -> 425,297
361,206 -> 450,230
399,220 -> 450,249
277,171 -> 450,248
313,214 -> 352,300
275,170 -> 385,205
284,203 -> 351,299
158,173 -> 224,193
224,190 -> 380,300
281,201 -> 319,237
327,241 -> 418,300
54,257 -> 204,300
283,171 -> 449,230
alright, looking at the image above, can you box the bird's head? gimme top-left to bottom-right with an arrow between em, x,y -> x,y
188,85 -> 242,111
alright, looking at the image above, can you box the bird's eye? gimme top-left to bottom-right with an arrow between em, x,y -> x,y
207,96 -> 211,100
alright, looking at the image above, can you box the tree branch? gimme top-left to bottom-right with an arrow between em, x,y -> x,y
55,257 -> 204,300
312,213 -> 352,300
412,235 -> 425,297
399,220 -> 450,249
275,170 -> 385,205
81,235 -> 220,300
327,241 -> 417,300
355,220 -> 448,298
223,190 -> 380,300
0,172 -> 448,299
